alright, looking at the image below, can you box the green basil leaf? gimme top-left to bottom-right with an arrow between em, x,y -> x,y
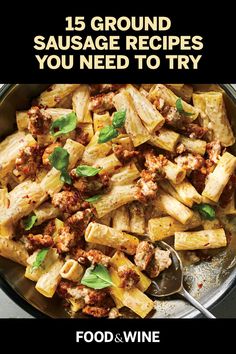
60,168 -> 72,185
195,203 -> 216,220
112,110 -> 126,128
49,147 -> 69,171
81,264 -> 113,290
98,125 -> 119,144
22,214 -> 37,230
50,112 -> 77,137
76,165 -> 102,177
32,248 -> 49,270
85,195 -> 101,203
176,98 -> 194,116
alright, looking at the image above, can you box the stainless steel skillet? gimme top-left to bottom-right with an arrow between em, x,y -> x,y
0,84 -> 236,318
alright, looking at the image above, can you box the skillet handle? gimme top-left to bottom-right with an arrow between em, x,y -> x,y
179,287 -> 216,319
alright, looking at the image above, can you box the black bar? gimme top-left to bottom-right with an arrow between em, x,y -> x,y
0,7 -> 235,83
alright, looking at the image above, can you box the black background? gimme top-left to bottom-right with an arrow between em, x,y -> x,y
0,3 -> 235,347
0,3 -> 235,83
0,318 -> 232,347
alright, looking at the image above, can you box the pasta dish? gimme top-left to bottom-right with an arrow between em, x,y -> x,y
0,83 -> 235,318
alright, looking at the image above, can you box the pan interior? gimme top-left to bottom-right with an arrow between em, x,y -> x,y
0,84 -> 236,318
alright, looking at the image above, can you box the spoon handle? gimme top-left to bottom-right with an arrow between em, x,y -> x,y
179,287 -> 216,318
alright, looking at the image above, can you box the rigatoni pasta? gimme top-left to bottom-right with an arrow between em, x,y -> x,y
38,84 -> 80,107
149,127 -> 180,152
129,201 -> 145,235
154,189 -> 194,224
92,184 -> 136,218
113,90 -> 150,146
193,91 -> 235,146
0,237 -> 28,266
110,251 -> 151,292
35,259 -> 64,298
174,229 -> 227,250
111,206 -> 130,232
109,267 -> 154,318
148,84 -> 199,121
0,132 -> 36,183
179,135 -> 206,155
202,152 -> 236,202
110,163 -> 140,185
72,85 -> 92,123
126,84 -> 165,133
148,212 -> 202,241
85,222 -> 139,255
60,259 -> 84,282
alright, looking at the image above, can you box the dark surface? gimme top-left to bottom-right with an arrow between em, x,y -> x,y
212,288 -> 236,318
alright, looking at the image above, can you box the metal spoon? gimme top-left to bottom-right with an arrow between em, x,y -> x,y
146,240 -> 216,318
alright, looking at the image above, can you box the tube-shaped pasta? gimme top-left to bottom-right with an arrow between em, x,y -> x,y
193,91 -> 235,146
113,90 -> 150,147
0,180 -> 46,237
163,160 -> 186,184
109,268 -> 154,318
93,112 -> 111,131
149,128 -> 180,152
72,85 -> 92,123
169,179 -> 202,207
112,134 -> 134,151
25,248 -> 59,282
92,184 -> 136,218
60,259 -> 84,282
148,212 -> 202,241
93,153 -> 122,174
35,259 -> 64,298
85,222 -> 139,255
16,111 -> 28,131
110,251 -> 151,292
166,84 -> 193,103
126,84 -> 165,133
110,163 -> 140,186
159,180 -> 185,205
16,108 -> 74,131
129,202 -> 145,235
154,189 -> 194,224
82,131 -> 112,165
41,139 -> 84,196
44,108 -> 73,120
202,152 -> 236,202
52,218 -> 65,241
34,202 -> 60,226
0,132 -> 36,181
174,229 -> 227,250
148,84 -> 199,121
0,237 -> 28,266
38,84 -> 80,107
179,135 -> 206,156
112,206 -> 130,232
